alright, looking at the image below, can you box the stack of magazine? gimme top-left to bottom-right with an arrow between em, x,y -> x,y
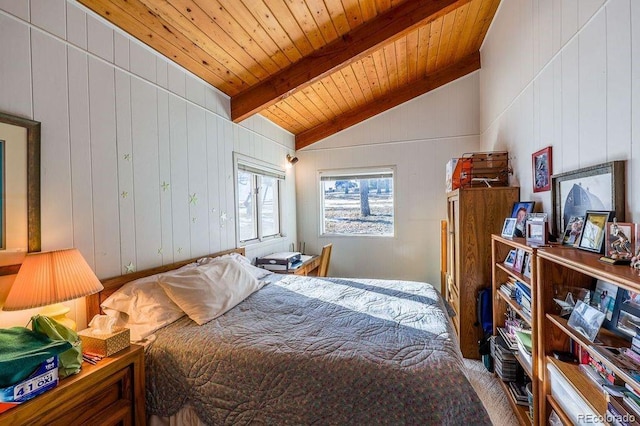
492,335 -> 518,382
507,382 -> 530,407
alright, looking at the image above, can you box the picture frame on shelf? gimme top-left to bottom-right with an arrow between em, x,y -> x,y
601,221 -> 636,264
514,249 -> 525,273
522,253 -> 532,279
551,161 -> 625,238
501,218 -> 517,238
504,249 -> 517,268
567,300 -> 606,342
577,210 -> 613,254
511,202 -> 535,238
611,289 -> 640,340
532,146 -> 552,193
562,216 -> 584,246
526,220 -> 547,246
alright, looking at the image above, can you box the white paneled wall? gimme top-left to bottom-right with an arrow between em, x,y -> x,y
480,0 -> 638,220
0,1 -> 295,328
296,74 -> 480,286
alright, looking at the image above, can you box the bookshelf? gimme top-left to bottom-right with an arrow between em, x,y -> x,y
537,245 -> 640,424
491,235 -> 539,426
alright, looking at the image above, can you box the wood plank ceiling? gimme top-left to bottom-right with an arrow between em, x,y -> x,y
78,0 -> 500,149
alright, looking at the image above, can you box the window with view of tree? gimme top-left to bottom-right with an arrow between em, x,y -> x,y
320,168 -> 394,236
236,156 -> 283,244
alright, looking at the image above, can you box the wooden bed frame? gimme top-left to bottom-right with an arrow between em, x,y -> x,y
86,248 -> 245,321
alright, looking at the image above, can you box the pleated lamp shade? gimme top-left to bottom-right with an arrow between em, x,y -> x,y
3,248 -> 104,311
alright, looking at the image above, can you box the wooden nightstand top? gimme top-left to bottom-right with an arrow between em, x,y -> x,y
0,344 -> 145,425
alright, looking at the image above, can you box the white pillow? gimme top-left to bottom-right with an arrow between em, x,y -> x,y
100,264 -> 196,341
158,258 -> 260,325
198,253 -> 272,280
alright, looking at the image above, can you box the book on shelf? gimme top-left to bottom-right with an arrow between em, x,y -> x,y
590,345 -> 640,383
497,327 -> 518,351
507,381 -> 530,406
608,397 -> 640,426
580,363 -> 607,387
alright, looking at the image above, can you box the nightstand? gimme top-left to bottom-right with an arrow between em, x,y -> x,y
0,344 -> 145,425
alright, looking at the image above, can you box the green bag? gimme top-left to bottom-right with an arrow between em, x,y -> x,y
0,327 -> 71,387
31,315 -> 82,378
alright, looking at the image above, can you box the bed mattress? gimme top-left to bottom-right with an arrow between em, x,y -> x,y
145,275 -> 490,425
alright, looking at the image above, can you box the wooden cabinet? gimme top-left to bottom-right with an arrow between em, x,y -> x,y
537,246 -> 640,425
0,345 -> 145,425
492,235 -> 539,425
446,186 -> 519,359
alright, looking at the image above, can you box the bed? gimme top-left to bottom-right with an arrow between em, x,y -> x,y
87,248 -> 490,425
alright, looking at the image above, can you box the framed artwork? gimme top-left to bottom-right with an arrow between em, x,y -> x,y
532,146 -> 552,192
511,202 -> 535,238
562,216 -> 584,246
551,161 -> 625,237
577,210 -> 613,254
504,249 -> 517,268
0,112 -> 41,276
603,221 -> 636,263
501,218 -> 517,238
514,249 -> 525,273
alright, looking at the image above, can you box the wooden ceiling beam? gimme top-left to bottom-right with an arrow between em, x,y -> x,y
295,51 -> 480,150
231,0 -> 472,123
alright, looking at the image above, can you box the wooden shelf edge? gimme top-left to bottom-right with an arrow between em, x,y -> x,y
497,290 -> 533,327
497,379 -> 532,426
496,263 -> 532,288
546,356 -> 607,416
514,352 -> 533,379
492,235 -> 535,251
546,395 -> 573,426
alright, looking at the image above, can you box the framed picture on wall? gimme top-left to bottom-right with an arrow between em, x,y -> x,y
551,161 -> 625,237
532,146 -> 552,193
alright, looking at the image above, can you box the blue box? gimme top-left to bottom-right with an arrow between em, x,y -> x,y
0,356 -> 59,413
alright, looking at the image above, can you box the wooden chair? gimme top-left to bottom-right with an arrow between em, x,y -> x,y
317,244 -> 332,277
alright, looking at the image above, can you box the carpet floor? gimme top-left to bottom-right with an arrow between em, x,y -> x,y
463,359 -> 519,426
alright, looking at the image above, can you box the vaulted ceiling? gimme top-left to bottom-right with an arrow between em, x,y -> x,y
78,0 -> 500,149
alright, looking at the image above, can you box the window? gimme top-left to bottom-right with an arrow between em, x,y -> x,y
235,154 -> 284,244
319,168 -> 394,236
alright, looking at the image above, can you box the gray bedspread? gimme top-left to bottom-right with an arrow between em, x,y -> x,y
145,275 -> 490,425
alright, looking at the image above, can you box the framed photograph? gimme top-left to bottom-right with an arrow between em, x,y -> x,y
501,218 -> 517,238
616,310 -> 640,337
551,161 -> 625,237
603,221 -> 636,262
577,210 -> 613,254
593,279 -> 619,323
532,146 -> 552,192
514,249 -> 525,273
568,300 -> 606,342
522,253 -> 532,279
526,220 -> 547,246
511,202 -> 535,238
562,216 -> 584,246
504,249 -> 517,268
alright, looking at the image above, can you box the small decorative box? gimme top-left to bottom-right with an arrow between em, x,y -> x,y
77,327 -> 130,357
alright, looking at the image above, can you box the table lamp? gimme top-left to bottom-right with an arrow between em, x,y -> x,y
2,248 -> 104,330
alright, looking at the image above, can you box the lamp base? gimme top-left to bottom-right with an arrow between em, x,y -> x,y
39,303 -> 76,330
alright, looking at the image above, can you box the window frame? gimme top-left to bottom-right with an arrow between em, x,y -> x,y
318,166 -> 396,238
234,153 -> 285,246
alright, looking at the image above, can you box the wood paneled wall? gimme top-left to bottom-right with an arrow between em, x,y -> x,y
480,0 -> 639,223
295,73 -> 480,286
0,1 -> 295,328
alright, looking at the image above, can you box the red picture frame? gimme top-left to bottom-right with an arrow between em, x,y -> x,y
532,146 -> 552,192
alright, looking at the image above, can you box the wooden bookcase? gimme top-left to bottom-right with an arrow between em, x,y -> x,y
445,187 -> 519,359
491,235 -> 539,426
537,245 -> 640,424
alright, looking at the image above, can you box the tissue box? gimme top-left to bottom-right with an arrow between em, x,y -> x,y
0,356 -> 58,414
78,327 -> 130,357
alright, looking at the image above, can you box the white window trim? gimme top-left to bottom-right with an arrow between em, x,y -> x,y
234,152 -> 285,246
318,166 -> 396,238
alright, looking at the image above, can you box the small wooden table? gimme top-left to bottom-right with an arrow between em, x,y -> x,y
282,254 -> 320,276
